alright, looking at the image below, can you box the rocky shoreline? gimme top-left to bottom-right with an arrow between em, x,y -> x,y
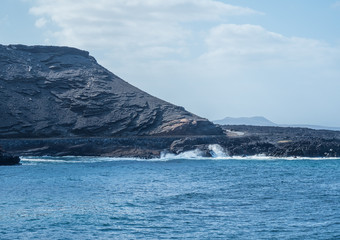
0,147 -> 20,165
221,125 -> 340,158
0,136 -> 223,159
1,124 -> 340,159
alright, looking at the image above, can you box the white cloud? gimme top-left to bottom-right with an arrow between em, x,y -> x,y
201,24 -> 338,68
29,0 -> 259,61
191,24 -> 340,124
28,0 -> 340,126
34,17 -> 47,28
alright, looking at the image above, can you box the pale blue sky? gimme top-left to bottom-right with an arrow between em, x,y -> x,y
1,0 -> 340,127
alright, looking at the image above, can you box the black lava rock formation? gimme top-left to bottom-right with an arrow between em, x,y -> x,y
0,146 -> 20,165
220,125 -> 340,157
0,44 -> 222,139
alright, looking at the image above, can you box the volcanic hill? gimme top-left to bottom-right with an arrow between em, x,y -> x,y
0,44 -> 222,139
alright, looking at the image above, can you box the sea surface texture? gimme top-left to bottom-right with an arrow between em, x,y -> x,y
1,156 -> 339,239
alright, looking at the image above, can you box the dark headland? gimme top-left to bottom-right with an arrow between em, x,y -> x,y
1,44 -> 340,160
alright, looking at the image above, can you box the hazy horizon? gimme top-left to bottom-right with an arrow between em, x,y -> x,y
2,0 -> 340,127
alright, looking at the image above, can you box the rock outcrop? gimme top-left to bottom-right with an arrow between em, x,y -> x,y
0,146 -> 20,165
0,44 -> 222,139
220,125 -> 340,157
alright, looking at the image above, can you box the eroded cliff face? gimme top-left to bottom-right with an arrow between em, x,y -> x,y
0,44 -> 222,138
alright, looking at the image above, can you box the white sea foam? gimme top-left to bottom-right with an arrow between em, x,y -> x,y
159,144 -> 228,160
160,149 -> 204,160
208,144 -> 228,158
20,144 -> 340,164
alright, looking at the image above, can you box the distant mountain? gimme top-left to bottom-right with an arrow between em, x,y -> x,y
214,116 -> 340,132
213,116 -> 277,127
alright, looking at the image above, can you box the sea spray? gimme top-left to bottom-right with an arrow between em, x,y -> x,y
208,144 -> 228,158
160,149 -> 205,159
160,144 -> 228,159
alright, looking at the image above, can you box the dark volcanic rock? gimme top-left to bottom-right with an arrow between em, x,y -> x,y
0,44 -> 222,138
220,125 -> 340,157
0,146 -> 20,165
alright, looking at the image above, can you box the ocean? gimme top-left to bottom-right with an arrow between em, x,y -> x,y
1,155 -> 339,239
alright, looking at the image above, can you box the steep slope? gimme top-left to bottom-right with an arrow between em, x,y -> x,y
0,44 -> 222,138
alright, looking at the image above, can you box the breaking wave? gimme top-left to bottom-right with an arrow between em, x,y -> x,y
160,144 -> 228,159
208,144 -> 228,158
20,144 -> 340,164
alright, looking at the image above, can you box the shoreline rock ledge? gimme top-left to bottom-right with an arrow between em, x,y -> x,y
0,44 -> 223,157
0,147 -> 20,165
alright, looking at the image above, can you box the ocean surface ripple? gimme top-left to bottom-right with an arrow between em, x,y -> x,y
1,156 -> 339,239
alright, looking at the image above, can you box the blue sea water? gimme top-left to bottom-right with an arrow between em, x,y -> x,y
1,156 -> 339,239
